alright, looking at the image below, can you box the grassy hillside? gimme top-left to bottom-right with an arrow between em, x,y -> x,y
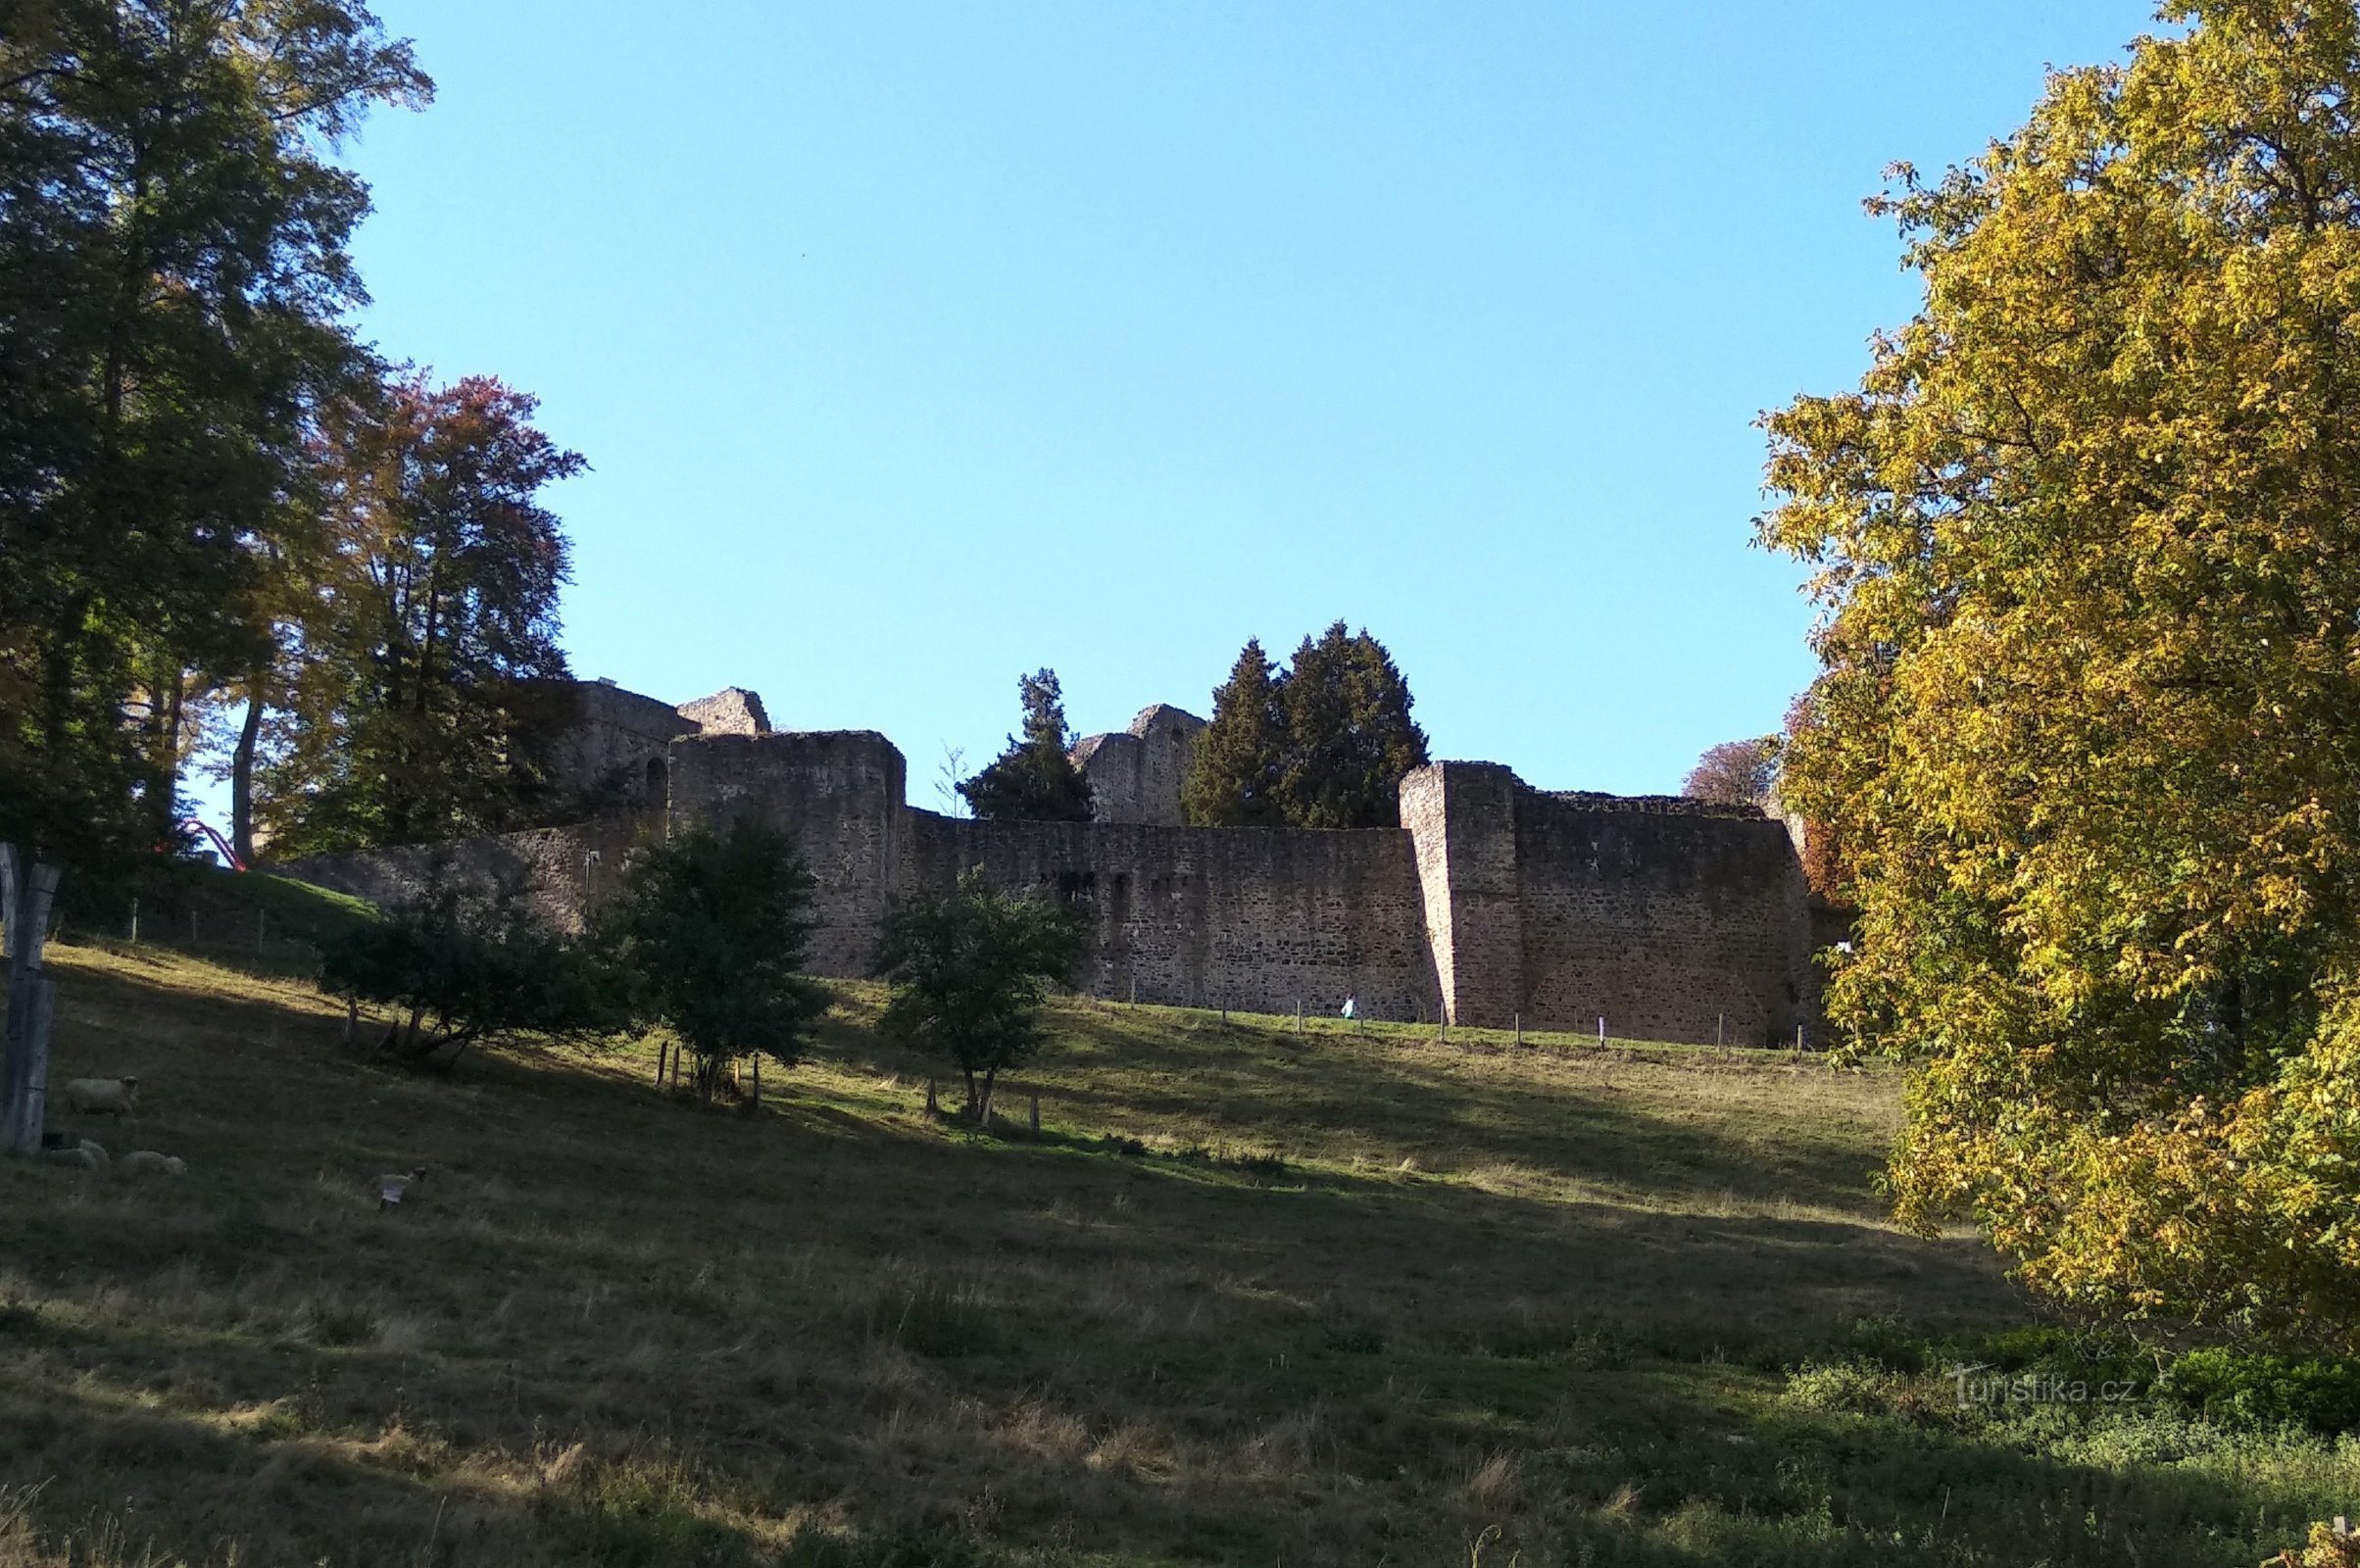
0,940 -> 2353,1566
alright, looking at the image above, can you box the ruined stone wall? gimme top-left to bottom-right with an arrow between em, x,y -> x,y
552,680 -> 699,812
278,812 -> 652,936
1070,705 -> 1204,826
664,731 -> 905,975
902,812 -> 1437,1018
1509,789 -> 1814,1047
280,716 -> 1828,1049
677,687 -> 770,736
1399,763 -> 1525,1028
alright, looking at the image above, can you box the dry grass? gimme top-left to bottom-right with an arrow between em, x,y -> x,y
0,940 -> 2348,1565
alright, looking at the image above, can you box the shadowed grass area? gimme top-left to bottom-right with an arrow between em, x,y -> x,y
0,940 -> 2351,1565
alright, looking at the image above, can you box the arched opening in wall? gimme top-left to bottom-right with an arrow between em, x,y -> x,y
645,757 -> 668,810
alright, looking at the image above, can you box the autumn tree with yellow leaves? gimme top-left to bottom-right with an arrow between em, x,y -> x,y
1761,1 -> 2360,1346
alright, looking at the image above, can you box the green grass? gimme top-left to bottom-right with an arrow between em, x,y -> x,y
0,938 -> 2353,1566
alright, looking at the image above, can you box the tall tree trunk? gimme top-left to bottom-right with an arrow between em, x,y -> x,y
230,683 -> 264,866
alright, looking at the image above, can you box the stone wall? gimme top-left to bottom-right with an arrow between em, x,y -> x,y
551,680 -> 700,812
1511,789 -> 1816,1047
677,687 -> 770,737
665,731 -> 906,974
1070,705 -> 1205,826
903,812 -> 1437,1018
280,812 -> 651,936
278,716 -> 1830,1046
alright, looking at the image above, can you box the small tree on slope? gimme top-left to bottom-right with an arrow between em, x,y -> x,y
871,870 -> 1085,1126
603,822 -> 827,1106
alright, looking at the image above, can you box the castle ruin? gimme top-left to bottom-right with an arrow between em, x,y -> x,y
284,681 -> 1833,1047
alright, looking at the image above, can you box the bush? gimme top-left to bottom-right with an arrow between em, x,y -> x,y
320,899 -> 613,1064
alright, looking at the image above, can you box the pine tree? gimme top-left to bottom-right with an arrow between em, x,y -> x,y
1183,639 -> 1289,826
958,669 -> 1095,822
1276,623 -> 1428,830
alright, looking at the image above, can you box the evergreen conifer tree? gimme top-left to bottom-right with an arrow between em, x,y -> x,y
1182,639 -> 1289,827
1277,623 -> 1428,829
958,668 -> 1095,822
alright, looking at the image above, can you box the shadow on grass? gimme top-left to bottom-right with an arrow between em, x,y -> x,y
4,949 -> 2204,1567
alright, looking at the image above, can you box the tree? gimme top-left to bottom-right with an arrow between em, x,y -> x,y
1276,623 -> 1428,829
1682,736 -> 1781,808
1183,625 -> 1430,829
958,668 -> 1094,822
1758,0 -> 2360,1345
320,895 -> 611,1068
0,0 -> 428,874
871,870 -> 1085,1126
601,821 -> 827,1107
1183,638 -> 1289,827
259,373 -> 582,855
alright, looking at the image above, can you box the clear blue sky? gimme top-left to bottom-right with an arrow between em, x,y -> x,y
336,0 -> 2155,806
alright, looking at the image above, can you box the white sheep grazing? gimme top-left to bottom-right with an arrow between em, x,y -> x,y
376,1166 -> 426,1211
120,1151 -> 187,1179
42,1140 -> 110,1175
63,1076 -> 140,1119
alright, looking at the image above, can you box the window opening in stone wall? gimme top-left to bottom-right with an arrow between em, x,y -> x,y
645,757 -> 667,809
1057,870 -> 1097,902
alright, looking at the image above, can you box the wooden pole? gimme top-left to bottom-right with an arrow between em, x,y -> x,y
751,1053 -> 762,1110
256,908 -> 267,956
128,897 -> 138,945
1295,999 -> 1303,1036
1028,1092 -> 1040,1136
342,997 -> 357,1047
1513,1012 -> 1522,1047
3,856 -> 63,1156
3,976 -> 54,1156
926,1078 -> 938,1116
1598,1016 -> 1606,1047
1717,1012 -> 1725,1048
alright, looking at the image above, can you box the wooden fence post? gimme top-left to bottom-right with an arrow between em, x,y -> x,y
3,855 -> 64,1156
1029,1092 -> 1041,1136
926,1078 -> 939,1116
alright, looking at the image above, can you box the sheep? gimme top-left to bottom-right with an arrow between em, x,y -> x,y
120,1151 -> 186,1179
376,1166 -> 426,1211
42,1140 -> 109,1176
62,1076 -> 140,1120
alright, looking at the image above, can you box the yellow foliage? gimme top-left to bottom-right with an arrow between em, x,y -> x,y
1761,0 -> 2360,1344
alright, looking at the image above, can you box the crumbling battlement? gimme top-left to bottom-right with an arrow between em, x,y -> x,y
284,704 -> 1828,1047
1069,704 -> 1205,827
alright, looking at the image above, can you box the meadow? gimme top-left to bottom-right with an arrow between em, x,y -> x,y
0,932 -> 2354,1566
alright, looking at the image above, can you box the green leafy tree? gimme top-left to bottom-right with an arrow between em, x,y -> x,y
1682,737 -> 1781,808
1183,638 -> 1289,826
872,869 -> 1085,1125
958,668 -> 1094,822
320,894 -> 611,1068
1759,0 -> 2360,1345
0,0 -> 428,873
260,373 -> 582,855
601,821 -> 827,1107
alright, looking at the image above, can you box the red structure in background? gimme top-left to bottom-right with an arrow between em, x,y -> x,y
179,819 -> 245,872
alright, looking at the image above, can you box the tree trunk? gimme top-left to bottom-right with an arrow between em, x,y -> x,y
750,1053 -> 762,1113
230,684 -> 264,866
3,855 -> 64,1155
961,1065 -> 979,1122
976,1067 -> 998,1129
